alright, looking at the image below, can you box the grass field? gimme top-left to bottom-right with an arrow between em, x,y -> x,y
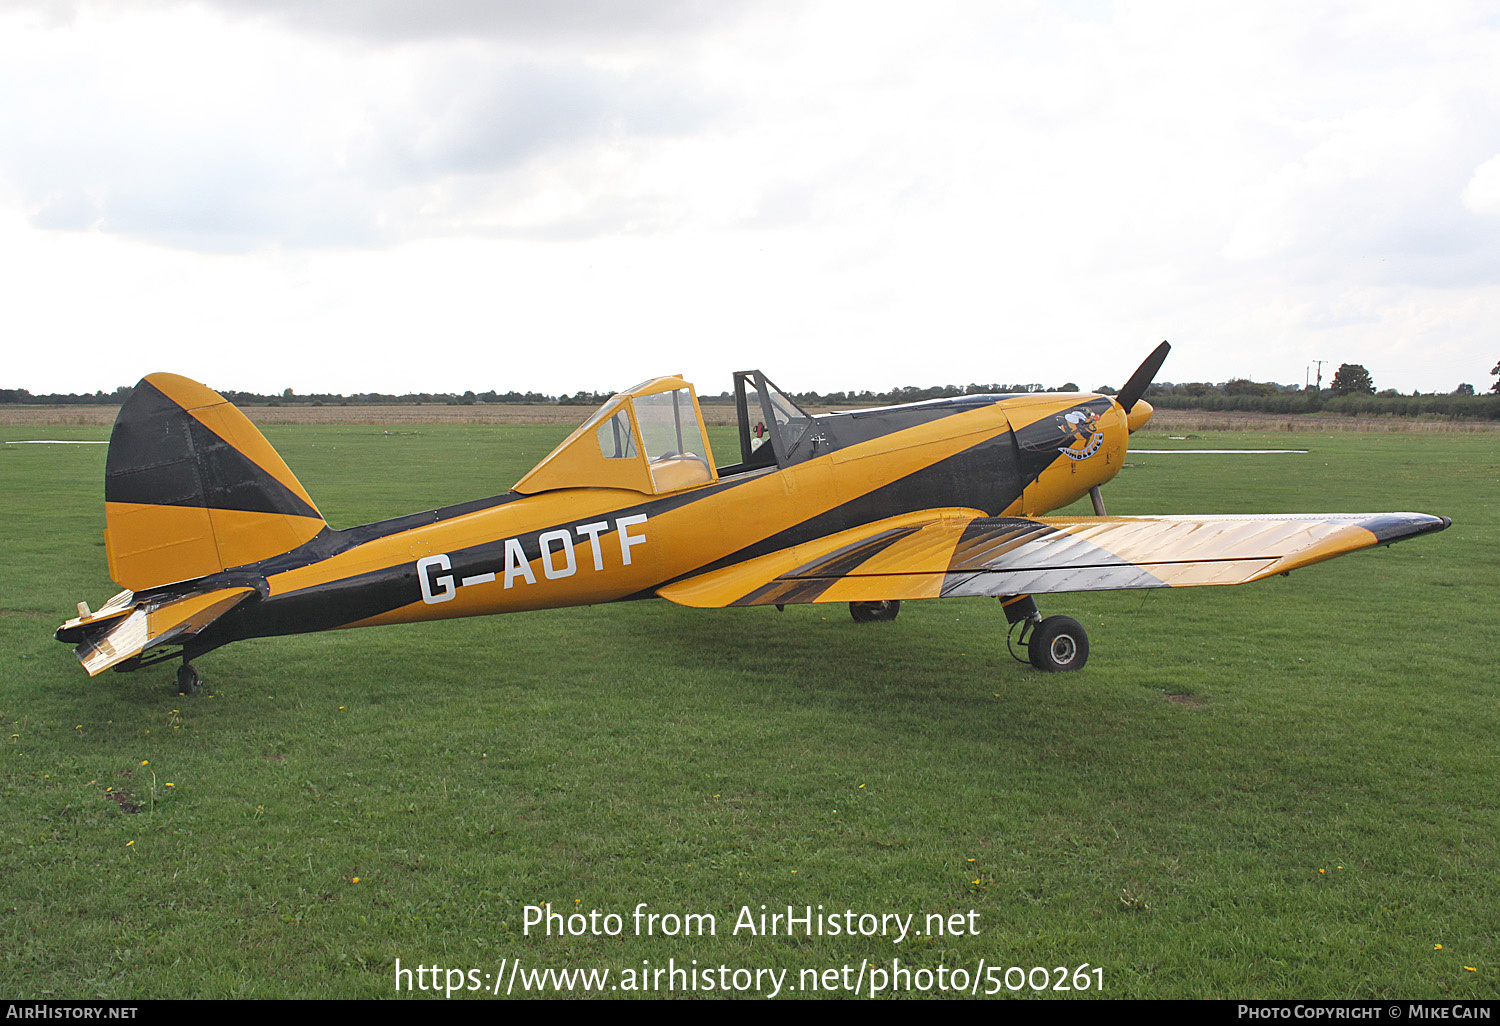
1,421 -> 1495,1000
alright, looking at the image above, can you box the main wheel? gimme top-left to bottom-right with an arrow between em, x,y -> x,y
176,663 -> 201,694
849,600 -> 901,623
1028,615 -> 1089,672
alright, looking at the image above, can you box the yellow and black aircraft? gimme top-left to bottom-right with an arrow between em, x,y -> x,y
56,343 -> 1450,690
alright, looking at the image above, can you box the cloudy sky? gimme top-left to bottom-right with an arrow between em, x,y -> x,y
4,0 -> 1499,397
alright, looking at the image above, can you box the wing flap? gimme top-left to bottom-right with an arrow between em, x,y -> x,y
657,511 -> 1449,608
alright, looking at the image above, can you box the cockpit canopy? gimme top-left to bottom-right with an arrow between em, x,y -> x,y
513,375 -> 718,495
513,370 -> 817,496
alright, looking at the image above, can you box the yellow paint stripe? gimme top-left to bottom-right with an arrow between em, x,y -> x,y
105,502 -> 222,590
207,505 -> 324,571
106,502 -> 323,589
814,574 -> 946,603
657,509 -> 980,608
839,516 -> 971,579
145,587 -> 255,638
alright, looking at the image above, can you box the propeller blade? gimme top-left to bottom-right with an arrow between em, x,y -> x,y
1117,341 -> 1171,413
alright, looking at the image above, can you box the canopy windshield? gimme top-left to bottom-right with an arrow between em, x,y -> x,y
733,370 -> 814,469
513,376 -> 717,495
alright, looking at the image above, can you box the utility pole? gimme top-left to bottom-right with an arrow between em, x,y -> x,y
1310,359 -> 1327,391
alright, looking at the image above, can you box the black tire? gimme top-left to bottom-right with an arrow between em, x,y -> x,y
176,663 -> 201,694
849,600 -> 901,623
1028,615 -> 1089,672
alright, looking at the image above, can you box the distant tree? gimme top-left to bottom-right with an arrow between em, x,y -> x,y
1491,360 -> 1500,394
1454,383 -> 1475,396
1223,378 -> 1276,397
1059,382 -> 1080,392
1329,363 -> 1375,396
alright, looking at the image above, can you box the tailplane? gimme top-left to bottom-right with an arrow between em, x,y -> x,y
57,585 -> 259,676
103,373 -> 327,590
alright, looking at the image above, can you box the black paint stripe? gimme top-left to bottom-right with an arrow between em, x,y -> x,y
105,379 -> 321,519
734,525 -> 924,605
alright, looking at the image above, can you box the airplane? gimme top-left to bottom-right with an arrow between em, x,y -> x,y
55,343 -> 1450,692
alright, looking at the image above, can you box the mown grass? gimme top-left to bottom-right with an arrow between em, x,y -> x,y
0,423 -> 1495,1000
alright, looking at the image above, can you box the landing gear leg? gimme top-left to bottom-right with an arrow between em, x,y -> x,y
176,661 -> 201,694
1001,595 -> 1089,672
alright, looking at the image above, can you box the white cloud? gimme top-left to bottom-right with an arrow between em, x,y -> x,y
1462,154 -> 1500,215
3,0 -> 1500,395
199,0 -> 762,45
0,3 -> 737,251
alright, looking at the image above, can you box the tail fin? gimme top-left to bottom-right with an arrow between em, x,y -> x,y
104,373 -> 327,590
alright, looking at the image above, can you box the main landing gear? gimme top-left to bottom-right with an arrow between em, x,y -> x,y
849,600 -> 901,623
1002,595 -> 1089,672
176,661 -> 202,694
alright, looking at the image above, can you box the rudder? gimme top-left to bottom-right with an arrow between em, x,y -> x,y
104,373 -> 327,590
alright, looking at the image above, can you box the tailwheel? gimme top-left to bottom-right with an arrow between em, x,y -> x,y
1028,615 -> 1089,672
849,600 -> 900,623
176,662 -> 202,694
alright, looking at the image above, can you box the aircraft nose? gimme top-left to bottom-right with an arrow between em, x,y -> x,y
1125,398 -> 1154,433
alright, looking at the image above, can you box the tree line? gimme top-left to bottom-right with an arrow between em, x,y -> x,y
3,361 -> 1498,418
0,381 -> 1085,408
1142,362 -> 1500,419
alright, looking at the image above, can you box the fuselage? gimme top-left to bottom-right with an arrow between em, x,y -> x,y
183,390 -> 1130,654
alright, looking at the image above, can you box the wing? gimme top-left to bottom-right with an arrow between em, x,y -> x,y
656,509 -> 1450,608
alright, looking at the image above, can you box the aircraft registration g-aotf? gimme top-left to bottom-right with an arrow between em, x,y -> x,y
56,343 -> 1449,691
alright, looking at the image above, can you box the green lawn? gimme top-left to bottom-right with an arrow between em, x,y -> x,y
1,423 -> 1495,999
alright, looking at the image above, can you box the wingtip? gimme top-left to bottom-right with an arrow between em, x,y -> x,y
1367,512 -> 1451,544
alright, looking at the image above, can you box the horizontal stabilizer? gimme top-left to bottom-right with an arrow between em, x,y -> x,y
657,510 -> 1451,608
62,587 -> 257,676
